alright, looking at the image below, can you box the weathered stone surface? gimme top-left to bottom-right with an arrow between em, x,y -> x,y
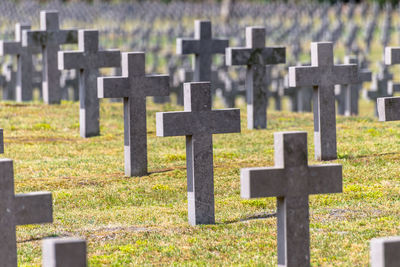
58,30 -> 120,138
0,158 -> 53,266
98,52 -> 169,177
226,26 -> 285,129
241,131 -> 342,267
370,236 -> 400,267
23,10 -> 78,104
289,42 -> 358,160
43,238 -> 87,267
0,128 -> 3,154
177,20 -> 228,82
377,97 -> 400,121
0,23 -> 41,102
156,82 -> 240,225
1,62 -> 16,100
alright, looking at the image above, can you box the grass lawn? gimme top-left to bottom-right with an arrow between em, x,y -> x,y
0,96 -> 398,266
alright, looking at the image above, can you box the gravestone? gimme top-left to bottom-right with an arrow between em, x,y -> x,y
156,82 -> 240,225
2,62 -> 16,100
367,63 -> 394,116
176,20 -> 229,82
289,42 -> 358,160
0,23 -> 41,102
377,97 -> 400,121
370,236 -> 400,267
61,69 -> 79,101
23,10 -> 78,104
226,26 -> 285,129
43,238 -> 87,267
0,158 -> 53,266
241,131 -> 342,267
98,52 -> 169,177
58,30 -> 121,138
343,56 -> 372,116
176,68 -> 193,106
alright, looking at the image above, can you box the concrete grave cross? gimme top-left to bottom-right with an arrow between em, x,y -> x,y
339,56 -> 372,116
367,62 -> 394,116
156,82 -> 240,225
22,10 -> 78,104
2,62 -> 16,101
176,20 -> 229,82
0,23 -> 41,102
226,26 -> 286,129
241,131 -> 342,267
58,30 -> 121,138
0,159 -> 53,266
289,42 -> 358,160
378,47 -> 400,121
43,238 -> 87,267
370,236 -> 400,267
98,52 -> 169,177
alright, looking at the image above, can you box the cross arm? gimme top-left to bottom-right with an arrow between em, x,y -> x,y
14,192 -> 53,225
211,39 -> 229,54
358,70 -> 372,83
144,75 -> 169,96
22,30 -> 45,47
288,66 -> 319,87
385,47 -> 400,65
176,38 -> 199,55
97,76 -> 130,98
58,51 -> 84,70
377,96 -> 400,121
241,167 -> 286,198
57,29 -> 78,44
0,41 -> 21,55
156,109 -> 240,137
307,164 -> 342,195
225,47 -> 252,66
94,50 -> 121,68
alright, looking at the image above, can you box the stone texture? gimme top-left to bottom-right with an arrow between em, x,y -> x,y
0,23 -> 41,102
289,42 -> 358,160
226,26 -> 286,129
370,236 -> 400,267
241,131 -> 342,267
2,62 -> 16,100
43,238 -> 87,267
156,82 -> 240,225
98,52 -> 169,177
377,97 -> 400,121
0,158 -> 53,266
23,10 -> 78,104
0,128 -> 3,154
177,20 -> 228,82
58,30 -> 120,138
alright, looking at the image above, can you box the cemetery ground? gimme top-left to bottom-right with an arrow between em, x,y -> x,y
0,96 -> 398,266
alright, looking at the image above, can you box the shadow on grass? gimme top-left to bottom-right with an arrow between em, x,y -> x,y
223,212 -> 276,224
338,151 -> 400,160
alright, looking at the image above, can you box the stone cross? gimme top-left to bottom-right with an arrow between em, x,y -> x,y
0,158 -> 53,266
61,69 -> 79,101
43,238 -> 87,267
156,82 -> 240,225
23,10 -> 78,104
342,56 -> 372,116
370,236 -> 400,267
241,131 -> 342,267
226,26 -> 286,129
0,23 -> 41,102
176,20 -> 228,82
289,42 -> 358,160
367,63 -> 393,116
2,62 -> 16,100
176,68 -> 194,106
98,52 -> 169,177
58,30 -> 120,138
